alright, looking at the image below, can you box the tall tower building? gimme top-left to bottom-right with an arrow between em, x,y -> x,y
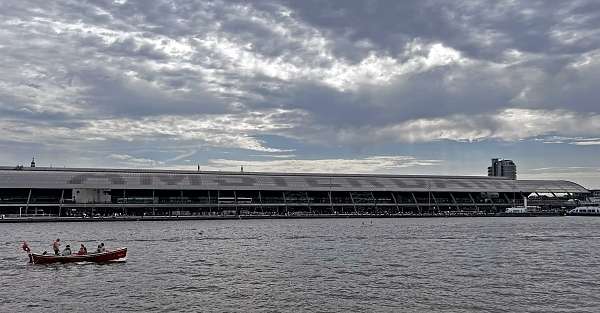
488,158 -> 516,180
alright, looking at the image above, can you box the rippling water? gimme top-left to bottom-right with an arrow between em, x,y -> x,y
2,217 -> 600,312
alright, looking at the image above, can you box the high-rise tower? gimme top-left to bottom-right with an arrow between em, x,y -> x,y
487,158 -> 516,180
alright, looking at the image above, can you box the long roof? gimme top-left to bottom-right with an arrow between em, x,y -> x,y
0,166 -> 589,193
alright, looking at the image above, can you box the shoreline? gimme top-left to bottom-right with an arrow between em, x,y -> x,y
0,212 -> 566,223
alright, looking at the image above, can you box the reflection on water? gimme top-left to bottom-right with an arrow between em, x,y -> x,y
2,217 -> 600,312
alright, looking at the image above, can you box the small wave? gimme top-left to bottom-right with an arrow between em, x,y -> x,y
347,236 -> 368,240
202,237 -> 235,241
306,274 -> 324,279
172,285 -> 222,293
165,237 -> 184,243
283,235 -> 313,240
125,239 -> 163,242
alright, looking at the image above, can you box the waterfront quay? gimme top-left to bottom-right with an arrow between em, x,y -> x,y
0,212 -> 568,223
0,166 -> 590,219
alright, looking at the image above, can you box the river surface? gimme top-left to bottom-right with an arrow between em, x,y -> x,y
1,217 -> 600,312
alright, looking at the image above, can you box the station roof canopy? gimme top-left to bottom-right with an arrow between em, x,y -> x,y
0,167 -> 589,194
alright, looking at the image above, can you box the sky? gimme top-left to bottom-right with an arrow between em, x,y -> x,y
1,0 -> 599,188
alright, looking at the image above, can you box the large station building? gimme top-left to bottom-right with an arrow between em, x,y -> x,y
0,166 -> 590,217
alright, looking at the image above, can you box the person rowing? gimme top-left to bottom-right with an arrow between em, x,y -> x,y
22,241 -> 33,263
78,244 -> 87,255
22,241 -> 31,253
52,238 -> 61,255
96,242 -> 106,253
62,245 -> 72,256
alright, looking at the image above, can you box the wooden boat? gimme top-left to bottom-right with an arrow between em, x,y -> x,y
30,248 -> 127,264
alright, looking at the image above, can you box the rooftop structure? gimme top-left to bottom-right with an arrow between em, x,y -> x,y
0,166 -> 589,217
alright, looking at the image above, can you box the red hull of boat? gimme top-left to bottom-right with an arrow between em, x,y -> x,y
31,248 -> 127,264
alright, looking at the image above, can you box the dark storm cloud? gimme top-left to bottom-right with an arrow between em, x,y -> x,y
520,60 -> 600,113
273,63 -> 520,128
280,0 -> 600,60
279,0 -> 458,61
73,66 -> 228,116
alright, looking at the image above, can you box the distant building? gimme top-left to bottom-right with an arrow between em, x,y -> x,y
488,158 -> 516,180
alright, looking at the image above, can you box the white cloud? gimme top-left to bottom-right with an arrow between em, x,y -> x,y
571,141 -> 600,146
327,108 -> 600,145
323,42 -> 465,91
108,153 -> 164,167
0,109 -> 305,152
188,8 -> 466,93
199,155 -> 442,173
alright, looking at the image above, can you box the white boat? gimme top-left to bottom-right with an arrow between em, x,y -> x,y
505,196 -> 539,214
506,207 -> 528,214
568,206 -> 600,216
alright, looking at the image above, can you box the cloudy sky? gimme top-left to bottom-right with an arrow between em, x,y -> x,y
1,0 -> 600,187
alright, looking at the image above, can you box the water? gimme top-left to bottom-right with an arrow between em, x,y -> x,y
1,217 -> 600,312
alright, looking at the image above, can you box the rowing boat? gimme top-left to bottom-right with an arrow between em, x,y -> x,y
30,248 -> 127,264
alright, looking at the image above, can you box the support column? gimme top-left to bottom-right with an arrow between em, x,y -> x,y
449,192 -> 459,211
503,193 -> 511,205
123,189 -> 127,216
25,189 -> 32,216
180,190 -> 184,216
234,190 -> 239,216
59,189 -> 65,217
349,192 -> 357,214
152,189 -> 156,216
390,192 -> 400,215
370,192 -> 377,215
258,191 -> 263,214
208,190 -> 212,215
430,192 -> 439,214
282,191 -> 288,215
468,193 -> 478,212
411,192 -> 420,215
